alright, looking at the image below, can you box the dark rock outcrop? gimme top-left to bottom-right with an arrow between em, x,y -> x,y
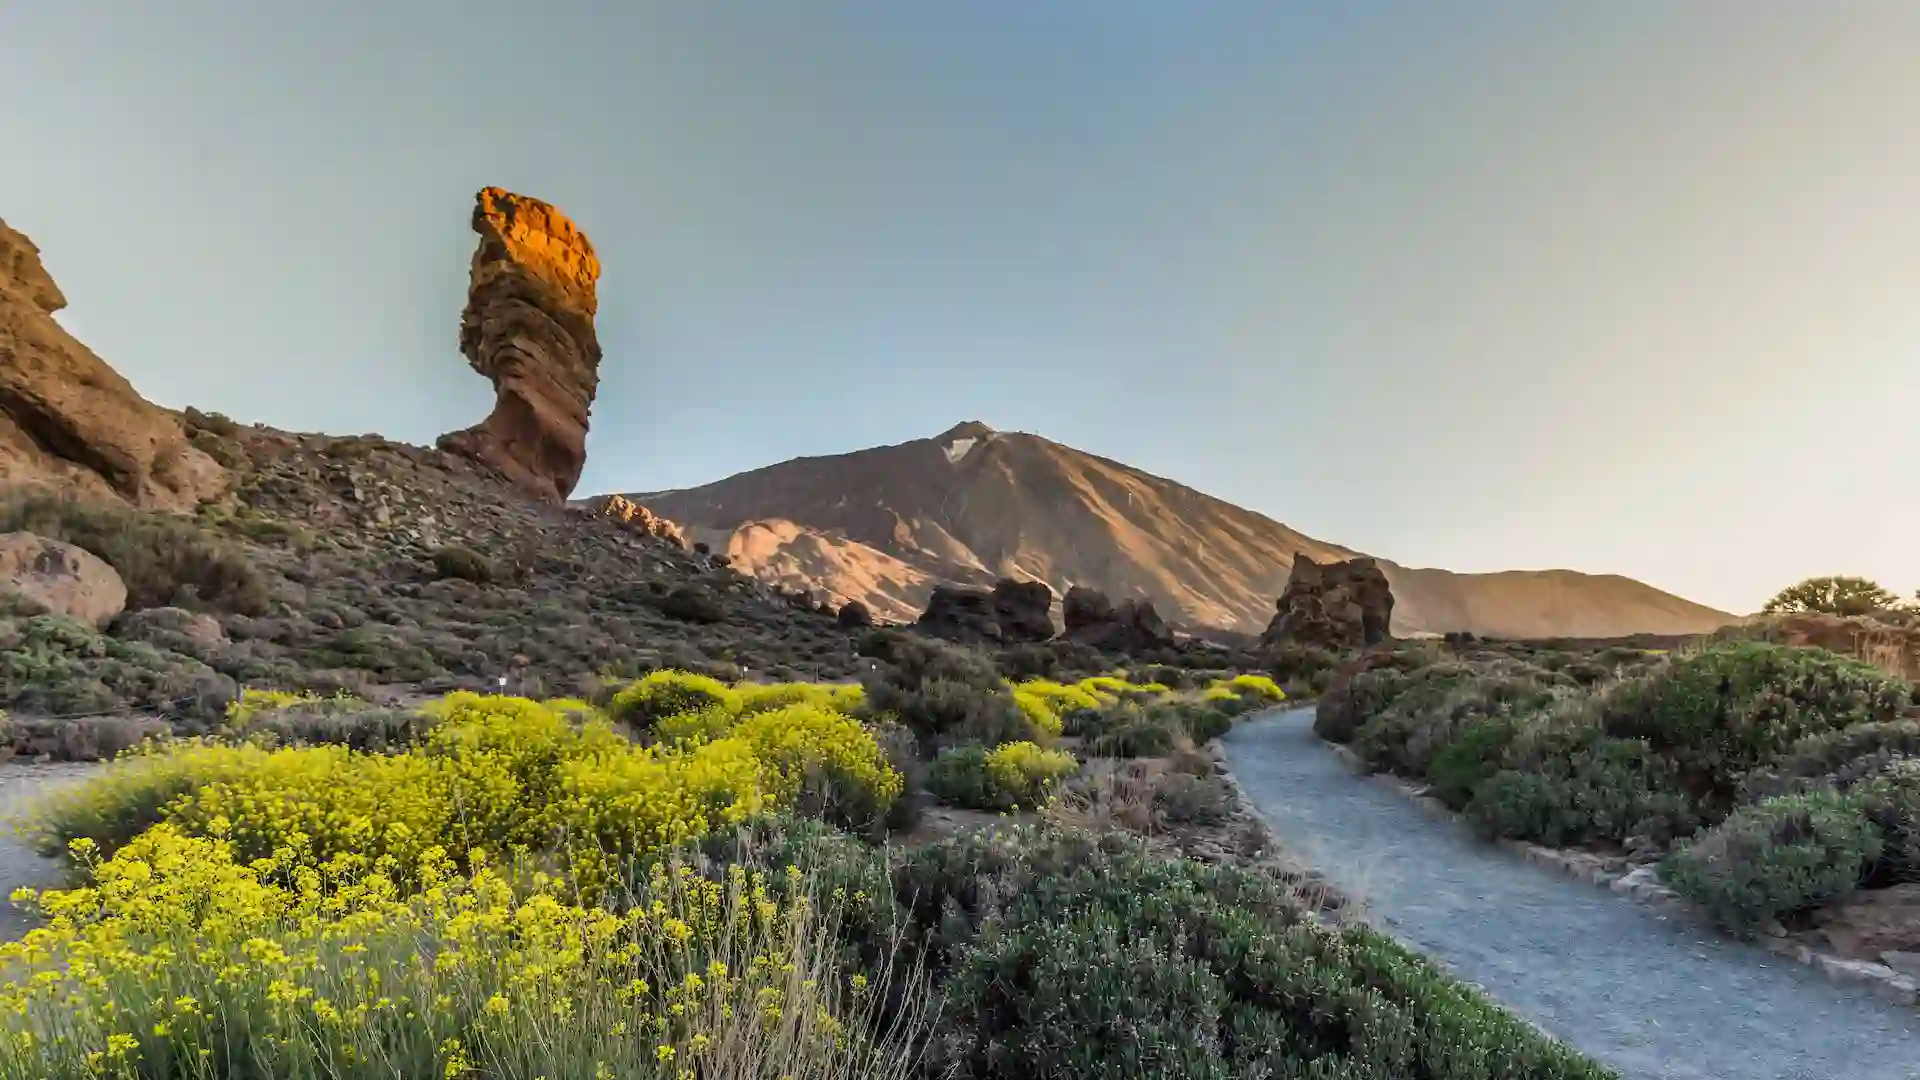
916,577 -> 1056,644
915,584 -> 1002,643
1262,556 -> 1394,650
836,599 -> 873,630
0,217 -> 226,510
1061,584 -> 1174,653
438,188 -> 602,505
992,578 -> 1056,642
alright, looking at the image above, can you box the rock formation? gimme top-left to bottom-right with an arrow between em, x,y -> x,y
1262,556 -> 1394,650
578,493 -> 687,549
992,579 -> 1056,643
915,584 -> 1002,643
1061,585 -> 1174,653
0,532 -> 127,628
0,217 -> 226,510
438,188 -> 602,505
915,577 -> 1054,644
836,599 -> 874,630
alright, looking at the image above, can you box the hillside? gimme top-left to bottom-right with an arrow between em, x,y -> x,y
626,421 -> 1736,639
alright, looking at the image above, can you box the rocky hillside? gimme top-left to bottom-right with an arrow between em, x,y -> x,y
0,197 -> 871,726
626,422 -> 1736,639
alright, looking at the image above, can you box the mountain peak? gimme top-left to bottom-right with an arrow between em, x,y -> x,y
937,420 -> 996,441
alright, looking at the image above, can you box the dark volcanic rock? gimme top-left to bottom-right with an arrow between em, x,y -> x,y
916,584 -> 1002,643
1261,556 -> 1394,650
836,599 -> 873,630
1061,584 -> 1174,653
438,188 -> 602,505
992,578 -> 1056,642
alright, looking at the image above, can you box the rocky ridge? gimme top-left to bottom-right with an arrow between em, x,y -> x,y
0,217 -> 226,511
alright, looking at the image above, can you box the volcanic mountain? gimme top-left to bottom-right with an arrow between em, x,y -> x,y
623,422 -> 1735,639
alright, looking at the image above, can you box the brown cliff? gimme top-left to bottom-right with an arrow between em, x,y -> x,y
438,188 -> 602,505
0,217 -> 225,511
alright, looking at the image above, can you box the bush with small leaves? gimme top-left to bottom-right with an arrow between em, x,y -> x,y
926,741 -> 1077,811
1663,790 -> 1881,933
428,544 -> 493,584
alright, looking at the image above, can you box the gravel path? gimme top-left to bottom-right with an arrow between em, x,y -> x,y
0,762 -> 100,941
1223,707 -> 1920,1080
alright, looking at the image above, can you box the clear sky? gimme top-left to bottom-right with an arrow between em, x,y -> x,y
2,3 -> 1914,615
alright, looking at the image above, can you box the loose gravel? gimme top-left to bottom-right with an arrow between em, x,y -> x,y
0,761 -> 100,941
1223,707 -> 1920,1080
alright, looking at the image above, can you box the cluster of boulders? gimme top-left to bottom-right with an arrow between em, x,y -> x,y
912,577 -> 1177,653
1260,556 -> 1394,650
904,555 -> 1399,656
576,493 -> 687,549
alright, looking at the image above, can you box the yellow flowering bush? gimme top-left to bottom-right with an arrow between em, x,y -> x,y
985,742 -> 1078,805
1211,673 -> 1286,704
1075,675 -> 1171,704
608,670 -> 740,729
735,681 -> 865,717
0,828 -> 924,1080
37,693 -> 901,900
732,705 -> 904,828
224,688 -> 326,726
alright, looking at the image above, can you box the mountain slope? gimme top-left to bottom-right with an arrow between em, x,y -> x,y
624,422 -> 1735,638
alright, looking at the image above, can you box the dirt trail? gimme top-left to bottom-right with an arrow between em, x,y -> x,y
1223,706 -> 1920,1080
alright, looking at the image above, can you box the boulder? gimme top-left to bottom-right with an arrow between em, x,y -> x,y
578,493 -> 687,549
1813,884 -> 1920,961
116,605 -> 227,651
0,218 -> 226,510
916,578 -> 1056,644
1261,556 -> 1394,650
1061,584 -> 1174,653
836,599 -> 873,630
992,578 -> 1056,642
0,532 -> 126,628
438,188 -> 602,505
915,584 -> 1002,643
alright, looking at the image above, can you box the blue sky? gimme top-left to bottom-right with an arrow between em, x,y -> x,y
2,2 -> 1916,614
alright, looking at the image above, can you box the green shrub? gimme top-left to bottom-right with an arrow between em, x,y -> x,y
1153,773 -> 1231,826
608,669 -> 740,728
1427,718 -> 1517,809
1742,719 -> 1920,801
0,494 -> 270,615
1663,790 -> 1880,933
429,544 -> 494,583
887,828 -> 1611,1080
926,741 -> 1077,811
926,745 -> 998,809
1601,642 -> 1912,809
1467,736 -> 1695,847
859,633 -> 1033,748
1315,667 -> 1411,743
1853,757 -> 1920,882
1084,703 -> 1180,758
0,614 -> 232,720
